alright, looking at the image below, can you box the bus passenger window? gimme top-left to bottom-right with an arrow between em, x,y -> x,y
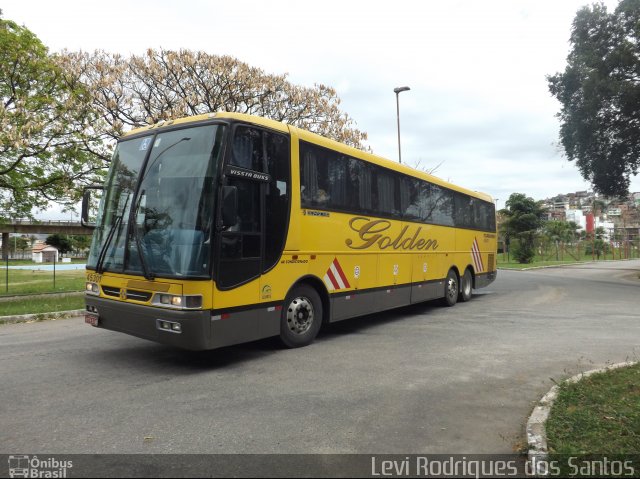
231,127 -> 262,171
373,170 -> 397,215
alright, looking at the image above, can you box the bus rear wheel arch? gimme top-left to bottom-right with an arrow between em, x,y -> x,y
279,283 -> 324,348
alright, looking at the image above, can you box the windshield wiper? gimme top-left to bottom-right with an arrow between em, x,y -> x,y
95,194 -> 131,274
131,189 -> 154,280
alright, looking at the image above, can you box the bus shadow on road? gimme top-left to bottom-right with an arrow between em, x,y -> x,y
85,296 -> 492,371
318,300 -> 442,339
86,335 -> 285,373
317,292 -> 494,340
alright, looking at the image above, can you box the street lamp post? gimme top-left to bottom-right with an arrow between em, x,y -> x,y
394,86 -> 410,164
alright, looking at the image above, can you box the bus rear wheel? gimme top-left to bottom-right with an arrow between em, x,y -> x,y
441,269 -> 459,307
459,269 -> 473,302
280,285 -> 323,348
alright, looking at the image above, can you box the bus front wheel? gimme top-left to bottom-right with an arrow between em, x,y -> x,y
280,285 -> 323,348
441,269 -> 459,307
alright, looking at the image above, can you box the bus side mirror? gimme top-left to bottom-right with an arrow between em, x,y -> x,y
221,186 -> 238,228
81,186 -> 103,228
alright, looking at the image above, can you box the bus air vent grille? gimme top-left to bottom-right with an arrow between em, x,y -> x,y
102,286 -> 121,297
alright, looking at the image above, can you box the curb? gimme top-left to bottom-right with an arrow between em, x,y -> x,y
526,361 -> 638,473
499,264 -> 588,271
0,309 -> 85,324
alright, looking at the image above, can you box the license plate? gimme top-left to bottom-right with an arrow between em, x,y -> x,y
85,313 -> 99,327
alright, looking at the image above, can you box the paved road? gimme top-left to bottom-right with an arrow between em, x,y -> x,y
1,261 -> 639,455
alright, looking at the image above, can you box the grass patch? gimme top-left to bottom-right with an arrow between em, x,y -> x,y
0,294 -> 84,316
498,258 -> 587,270
0,268 -> 85,296
546,364 -> 640,475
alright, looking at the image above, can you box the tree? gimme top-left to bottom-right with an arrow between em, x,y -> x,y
45,233 -> 72,255
0,14 -> 106,219
7,235 -> 28,256
548,0 -> 640,197
2,19 -> 368,219
500,193 -> 546,263
57,48 -> 369,165
543,220 -> 579,260
586,226 -> 609,259
69,234 -> 91,256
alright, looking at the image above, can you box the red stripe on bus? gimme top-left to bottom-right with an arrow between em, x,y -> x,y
475,239 -> 484,270
326,268 -> 341,290
472,238 -> 484,272
332,258 -> 350,288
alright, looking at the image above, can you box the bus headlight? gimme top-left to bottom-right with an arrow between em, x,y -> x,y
152,293 -> 202,310
85,282 -> 100,295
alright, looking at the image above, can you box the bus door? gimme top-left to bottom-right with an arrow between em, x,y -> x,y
216,124 -> 290,304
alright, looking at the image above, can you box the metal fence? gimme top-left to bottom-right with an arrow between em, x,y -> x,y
0,257 -> 86,295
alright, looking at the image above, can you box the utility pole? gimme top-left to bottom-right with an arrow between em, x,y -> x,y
393,86 -> 410,164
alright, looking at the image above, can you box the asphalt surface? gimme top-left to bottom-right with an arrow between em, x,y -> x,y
1,261 -> 639,455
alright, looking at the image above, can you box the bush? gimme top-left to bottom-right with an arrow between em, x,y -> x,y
511,237 -> 535,264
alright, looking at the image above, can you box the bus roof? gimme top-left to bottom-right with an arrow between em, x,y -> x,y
122,112 -> 289,137
123,112 -> 494,203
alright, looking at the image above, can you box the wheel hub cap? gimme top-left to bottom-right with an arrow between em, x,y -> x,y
286,297 -> 314,335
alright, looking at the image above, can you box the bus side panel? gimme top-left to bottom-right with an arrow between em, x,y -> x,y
330,288 -> 380,322
378,252 -> 412,309
210,309 -> 262,349
434,225 -> 457,284
324,252 -> 380,322
211,278 -> 265,348
411,252 -> 445,303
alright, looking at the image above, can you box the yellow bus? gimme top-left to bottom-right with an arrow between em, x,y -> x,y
82,112 -> 497,350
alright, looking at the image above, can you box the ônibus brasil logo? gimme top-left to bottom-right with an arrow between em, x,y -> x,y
8,455 -> 73,478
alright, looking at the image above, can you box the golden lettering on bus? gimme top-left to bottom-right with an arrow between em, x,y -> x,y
345,217 -> 439,251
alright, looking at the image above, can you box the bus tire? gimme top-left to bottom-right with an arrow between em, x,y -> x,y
441,269 -> 459,307
280,285 -> 323,348
459,269 -> 473,302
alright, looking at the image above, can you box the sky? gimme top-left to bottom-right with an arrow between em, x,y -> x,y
3,0 -> 638,219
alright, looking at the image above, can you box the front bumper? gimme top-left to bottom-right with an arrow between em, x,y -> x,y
85,295 -> 212,350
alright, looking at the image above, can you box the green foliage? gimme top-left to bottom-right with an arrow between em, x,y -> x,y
45,234 -> 72,255
6,236 -> 29,254
1,12 -> 366,220
501,193 -> 546,263
548,0 -> 640,197
544,221 -> 579,242
510,237 -> 536,264
0,16 -> 106,218
69,235 -> 91,255
585,240 -> 609,258
543,220 -> 580,260
585,230 -> 611,259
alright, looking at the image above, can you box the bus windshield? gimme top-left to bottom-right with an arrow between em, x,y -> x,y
87,123 -> 226,278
